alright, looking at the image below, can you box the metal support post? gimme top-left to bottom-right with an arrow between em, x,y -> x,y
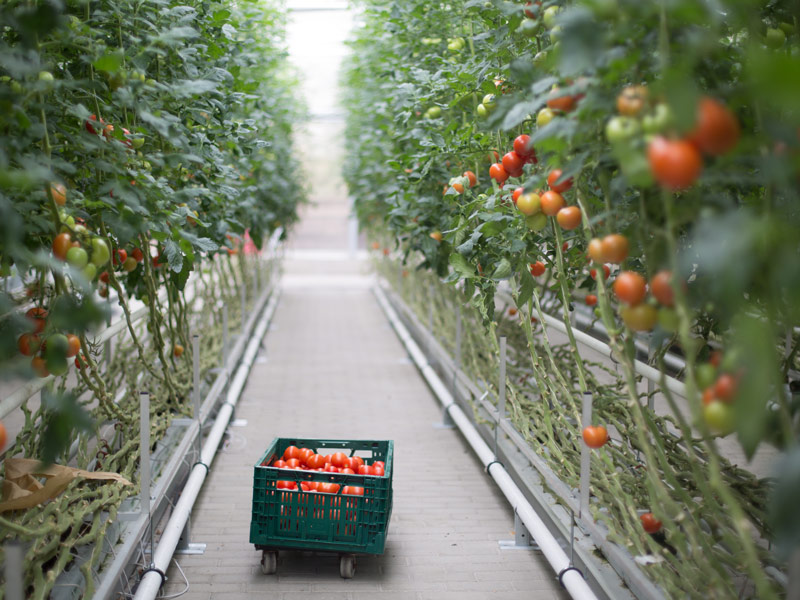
499,510 -> 540,551
240,276 -> 247,333
646,335 -> 655,411
175,516 -> 207,555
140,391 -> 151,515
192,334 -> 201,456
222,305 -> 229,370
580,391 -> 592,520
494,336 -> 507,458
4,541 -> 24,600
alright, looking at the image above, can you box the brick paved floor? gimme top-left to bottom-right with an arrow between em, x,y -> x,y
161,258 -> 570,599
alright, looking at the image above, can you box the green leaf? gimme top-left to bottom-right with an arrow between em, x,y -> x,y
93,52 -> 124,74
449,252 -> 476,278
163,239 -> 183,273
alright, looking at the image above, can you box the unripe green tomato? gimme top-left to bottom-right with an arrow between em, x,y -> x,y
641,103 -> 672,134
82,263 -> 97,281
765,27 -> 786,48
657,307 -> 679,332
605,116 -> 641,143
588,0 -> 618,18
74,224 -> 88,236
132,137 -> 145,149
526,212 -> 548,231
10,80 -> 22,94
549,25 -> 562,43
542,5 -> 561,28
141,294 -> 150,306
695,363 -> 717,391
537,107 -> 555,127
66,246 -> 89,269
518,19 -> 539,38
427,106 -> 442,118
779,22 -> 796,35
38,71 -> 54,82
703,401 -> 734,435
477,103 -> 488,118
145,78 -> 157,87
90,238 -> 110,266
482,94 -> 496,110
45,333 -> 70,375
533,51 -> 548,67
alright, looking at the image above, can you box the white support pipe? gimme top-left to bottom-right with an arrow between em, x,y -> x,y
132,290 -> 280,600
373,286 -> 598,600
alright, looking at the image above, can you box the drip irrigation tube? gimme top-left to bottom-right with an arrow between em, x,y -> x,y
373,285 -> 599,600
131,289 -> 281,600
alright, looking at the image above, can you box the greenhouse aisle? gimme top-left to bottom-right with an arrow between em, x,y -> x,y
158,3 -> 569,599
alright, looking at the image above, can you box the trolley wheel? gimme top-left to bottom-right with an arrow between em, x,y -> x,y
339,554 -> 356,579
260,550 -> 277,575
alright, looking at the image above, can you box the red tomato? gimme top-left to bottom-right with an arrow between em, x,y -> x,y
65,334 -> 81,358
513,134 -> 536,162
276,480 -> 297,490
590,265 -> 610,280
318,482 -> 340,494
0,421 -> 5,452
546,89 -> 577,112
32,356 -> 49,377
324,464 -> 339,473
272,459 -> 288,469
298,448 -> 314,465
600,234 -> 628,264
18,333 -> 41,356
613,271 -> 647,305
358,465 -> 373,475
502,151 -> 524,176
540,190 -> 566,216
489,163 -> 509,183
285,458 -> 301,469
340,468 -> 355,475
351,456 -> 365,469
373,461 -> 385,470
713,373 -> 738,403
647,137 -> 702,190
582,425 -> 608,448
331,452 -> 349,468
547,169 -> 573,193
530,261 -> 546,277
556,206 -> 581,230
283,445 -> 302,461
649,270 -> 675,307
131,247 -> 144,262
52,232 -> 72,261
343,486 -> 365,496
300,481 -> 318,492
306,454 -> 326,469
587,238 -> 604,263
689,97 -> 739,156
26,307 -> 47,334
511,187 -> 523,205
640,512 -> 662,534
113,248 -> 128,265
372,466 -> 385,476
585,294 -> 598,306
463,170 -> 477,187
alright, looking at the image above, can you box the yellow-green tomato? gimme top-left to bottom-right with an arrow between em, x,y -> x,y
537,107 -> 555,127
620,304 -> 658,331
543,5 -> 561,28
90,238 -> 110,266
703,401 -> 734,435
516,193 -> 541,216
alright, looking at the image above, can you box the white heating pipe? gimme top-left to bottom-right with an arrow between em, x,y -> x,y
132,290 -> 280,600
373,286 -> 598,600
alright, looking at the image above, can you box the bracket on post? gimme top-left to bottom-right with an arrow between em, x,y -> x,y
175,517 -> 207,555
499,511 -> 540,551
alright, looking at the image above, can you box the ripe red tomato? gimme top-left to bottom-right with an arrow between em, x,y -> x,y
26,307 -> 47,333
585,294 -> 598,306
318,482 -> 340,494
463,170 -> 477,187
647,137 -> 702,190
18,333 -> 41,356
590,265 -> 610,280
131,247 -> 144,263
373,461 -> 385,470
31,356 -> 49,377
702,387 -> 716,406
340,467 -> 355,474
324,464 -> 339,473
713,373 -> 738,403
502,152 -> 524,177
113,248 -> 128,265
546,89 -> 577,112
600,234 -> 628,264
540,191 -> 565,216
530,261 -> 546,277
547,169 -> 573,193
351,456 -> 365,470
342,486 -> 364,496
511,187 -> 523,205
65,334 -> 81,358
331,452 -> 349,468
489,163 -> 509,183
689,97 -> 739,156
640,512 -> 662,534
285,458 -> 301,469
283,445 -> 302,461
508,307 -> 518,316
0,420 -> 6,452
298,447 -> 314,465
85,114 -> 103,134
616,85 -> 648,117
613,271 -> 647,305
276,480 -> 297,490
556,206 -> 581,230
582,425 -> 608,448
53,232 -> 72,261
649,270 -> 675,307
272,459 -> 288,469
372,466 -> 385,476
358,465 -> 374,475
300,481 -> 318,492
513,134 -> 536,162
50,182 -> 67,206
306,454 -> 326,469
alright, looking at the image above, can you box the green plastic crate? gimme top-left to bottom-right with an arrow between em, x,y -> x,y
249,438 -> 394,555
